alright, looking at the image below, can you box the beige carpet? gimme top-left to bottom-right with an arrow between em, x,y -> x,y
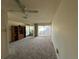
6,36 -> 57,59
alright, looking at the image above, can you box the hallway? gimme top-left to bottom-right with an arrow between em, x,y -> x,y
1,0 -> 77,59
6,36 -> 57,59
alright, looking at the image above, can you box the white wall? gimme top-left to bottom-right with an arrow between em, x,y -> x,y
51,0 -> 77,59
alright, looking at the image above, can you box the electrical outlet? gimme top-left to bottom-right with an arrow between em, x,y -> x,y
56,48 -> 59,55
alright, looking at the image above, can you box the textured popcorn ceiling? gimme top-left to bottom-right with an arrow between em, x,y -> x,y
7,0 -> 61,24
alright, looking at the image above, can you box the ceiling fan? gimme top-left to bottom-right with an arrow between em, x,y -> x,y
8,0 -> 39,19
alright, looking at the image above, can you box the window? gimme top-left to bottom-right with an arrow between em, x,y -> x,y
26,25 -> 34,36
38,25 -> 51,36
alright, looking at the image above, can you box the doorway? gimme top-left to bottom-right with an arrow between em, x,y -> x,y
26,25 -> 34,37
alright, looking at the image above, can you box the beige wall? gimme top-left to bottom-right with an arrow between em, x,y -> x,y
51,0 -> 77,59
1,0 -> 9,59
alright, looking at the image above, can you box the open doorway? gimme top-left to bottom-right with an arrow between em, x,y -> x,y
26,25 -> 34,37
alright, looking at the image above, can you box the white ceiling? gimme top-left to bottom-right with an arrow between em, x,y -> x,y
7,0 -> 61,24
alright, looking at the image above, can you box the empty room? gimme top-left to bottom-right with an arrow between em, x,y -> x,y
1,0 -> 77,59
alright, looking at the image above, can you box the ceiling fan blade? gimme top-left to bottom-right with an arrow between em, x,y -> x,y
25,10 -> 39,13
15,0 -> 25,13
8,10 -> 38,13
8,10 -> 22,12
13,0 -> 39,13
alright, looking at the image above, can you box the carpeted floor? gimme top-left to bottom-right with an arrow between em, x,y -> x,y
6,36 -> 57,59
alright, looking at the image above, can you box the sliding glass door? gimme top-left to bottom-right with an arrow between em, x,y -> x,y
38,25 -> 51,36
26,25 -> 34,36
